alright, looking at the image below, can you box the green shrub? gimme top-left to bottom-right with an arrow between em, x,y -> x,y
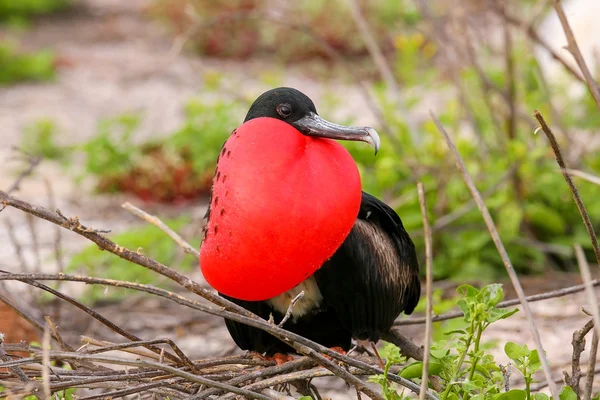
0,41 -> 56,84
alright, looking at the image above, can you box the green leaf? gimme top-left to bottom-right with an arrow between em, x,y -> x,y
480,284 -> 504,307
463,378 -> 484,392
488,307 -> 519,322
430,348 -> 450,359
533,393 -> 550,400
298,397 -> 313,400
504,342 -> 530,362
399,361 -> 443,379
528,350 -> 542,373
457,298 -> 471,322
495,390 -> 527,400
559,386 -> 577,400
457,284 -> 480,299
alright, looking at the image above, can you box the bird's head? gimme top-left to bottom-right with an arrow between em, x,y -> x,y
200,87 -> 380,301
244,87 -> 380,154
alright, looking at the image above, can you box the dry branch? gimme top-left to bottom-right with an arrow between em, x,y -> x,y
122,201 -> 200,257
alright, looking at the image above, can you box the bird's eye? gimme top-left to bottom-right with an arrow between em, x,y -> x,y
277,103 -> 292,118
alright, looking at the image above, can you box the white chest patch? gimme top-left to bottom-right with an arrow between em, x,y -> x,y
268,276 -> 323,320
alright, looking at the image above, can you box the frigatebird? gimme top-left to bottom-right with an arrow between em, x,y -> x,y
200,87 -> 420,357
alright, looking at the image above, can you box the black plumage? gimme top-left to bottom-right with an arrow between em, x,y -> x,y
207,87 -> 420,355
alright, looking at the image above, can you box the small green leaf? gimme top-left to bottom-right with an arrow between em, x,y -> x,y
457,284 -> 480,299
495,389 -> 527,400
480,284 -> 504,307
533,393 -> 550,400
559,386 -> 577,400
430,347 -> 450,359
457,298 -> 471,322
505,342 -> 530,362
399,361 -> 443,379
443,329 -> 467,336
489,307 -> 519,322
298,397 -> 313,400
463,378 -> 484,392
528,350 -> 542,373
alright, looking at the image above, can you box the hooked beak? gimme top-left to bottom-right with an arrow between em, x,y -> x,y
292,112 -> 381,155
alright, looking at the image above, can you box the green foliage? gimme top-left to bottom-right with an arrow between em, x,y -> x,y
368,342 -> 408,400
21,118 -> 66,160
338,17 -> 600,279
372,284 -> 580,400
0,41 -> 56,84
80,113 -> 142,181
167,99 -> 239,175
67,216 -> 196,303
151,0 -> 420,66
0,0 -> 68,19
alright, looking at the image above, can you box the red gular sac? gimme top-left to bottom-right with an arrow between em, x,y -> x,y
199,117 -> 362,301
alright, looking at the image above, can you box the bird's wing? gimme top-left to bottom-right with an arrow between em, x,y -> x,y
313,191 -> 420,341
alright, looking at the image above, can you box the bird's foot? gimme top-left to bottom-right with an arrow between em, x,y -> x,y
370,342 -> 385,370
323,346 -> 347,361
247,351 -> 293,365
267,353 -> 294,365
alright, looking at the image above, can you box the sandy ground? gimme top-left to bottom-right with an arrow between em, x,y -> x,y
1,0 -> 599,398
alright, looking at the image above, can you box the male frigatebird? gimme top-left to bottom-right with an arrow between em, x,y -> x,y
200,87 -> 420,357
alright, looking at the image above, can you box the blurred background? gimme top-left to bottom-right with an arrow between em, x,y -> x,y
1,0 -> 600,391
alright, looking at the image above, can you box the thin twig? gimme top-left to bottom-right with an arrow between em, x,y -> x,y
492,6 -> 585,83
551,0 -> 600,111
44,316 -> 70,353
41,325 -> 51,399
0,337 -> 42,400
1,352 -> 273,400
534,111 -> 600,266
191,358 -> 314,399
3,270 -> 184,366
574,245 -> 600,338
278,290 -> 305,328
122,202 -> 200,257
417,182 -> 433,400
296,344 -> 384,400
565,169 -> 600,186
568,318 -> 595,396
431,111 -> 558,400
5,154 -> 42,195
583,329 -> 598,400
81,337 -> 197,373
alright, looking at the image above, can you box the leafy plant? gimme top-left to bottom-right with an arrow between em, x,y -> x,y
372,284 -> 519,400
369,342 -> 408,399
371,284 -> 585,400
